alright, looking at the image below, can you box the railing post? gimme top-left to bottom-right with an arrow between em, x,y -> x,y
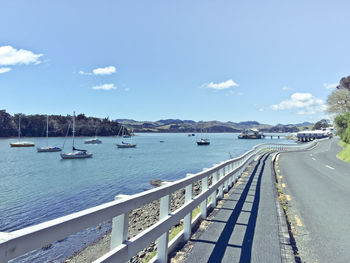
228,163 -> 233,188
201,175 -> 208,219
218,168 -> 224,199
223,166 -> 229,193
184,174 -> 193,241
210,171 -> 218,208
110,194 -> 130,250
157,182 -> 171,263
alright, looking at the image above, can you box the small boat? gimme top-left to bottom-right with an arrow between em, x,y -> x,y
10,114 -> 35,147
117,142 -> 136,148
84,138 -> 102,144
160,140 -> 164,143
11,141 -> 35,147
196,126 -> 210,145
238,129 -> 264,139
116,125 -> 136,148
61,112 -> 93,159
196,139 -> 210,145
37,115 -> 62,152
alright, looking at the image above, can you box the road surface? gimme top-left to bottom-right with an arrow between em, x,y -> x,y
278,138 -> 350,263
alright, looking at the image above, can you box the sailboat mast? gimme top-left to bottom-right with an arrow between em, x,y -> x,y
18,114 -> 21,141
46,115 -> 49,146
72,111 -> 75,149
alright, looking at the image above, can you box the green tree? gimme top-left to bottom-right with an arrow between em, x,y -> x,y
312,119 -> 329,130
334,112 -> 350,138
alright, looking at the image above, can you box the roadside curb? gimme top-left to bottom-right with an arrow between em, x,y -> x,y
271,152 -> 296,263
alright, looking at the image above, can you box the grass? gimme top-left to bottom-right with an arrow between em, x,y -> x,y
145,203 -> 205,262
337,141 -> 350,162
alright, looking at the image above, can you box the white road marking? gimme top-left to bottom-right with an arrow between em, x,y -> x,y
325,165 -> 335,170
312,157 -> 316,161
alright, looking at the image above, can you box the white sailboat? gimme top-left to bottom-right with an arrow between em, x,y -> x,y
60,112 -> 93,159
37,115 -> 62,152
10,114 -> 35,147
116,125 -> 136,148
85,128 -> 102,144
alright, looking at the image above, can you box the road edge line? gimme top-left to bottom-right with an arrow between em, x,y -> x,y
271,152 -> 297,263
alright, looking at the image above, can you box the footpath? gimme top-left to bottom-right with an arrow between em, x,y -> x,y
183,153 -> 284,263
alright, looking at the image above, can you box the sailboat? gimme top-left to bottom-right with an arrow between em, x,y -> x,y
60,112 -> 93,159
85,128 -> 102,144
37,115 -> 62,152
196,125 -> 210,146
10,114 -> 35,147
116,125 -> 136,148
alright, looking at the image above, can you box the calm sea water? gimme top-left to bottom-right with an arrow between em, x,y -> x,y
0,133 -> 293,262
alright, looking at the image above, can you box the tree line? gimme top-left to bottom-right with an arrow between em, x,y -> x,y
0,111 -> 127,137
327,76 -> 350,143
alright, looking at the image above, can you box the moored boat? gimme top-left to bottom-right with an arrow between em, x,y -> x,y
84,138 -> 102,144
61,112 -> 93,159
37,115 -> 62,152
116,125 -> 136,148
10,114 -> 35,147
11,141 -> 35,147
196,139 -> 210,145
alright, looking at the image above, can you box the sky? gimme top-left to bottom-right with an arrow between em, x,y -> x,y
1,0 -> 350,125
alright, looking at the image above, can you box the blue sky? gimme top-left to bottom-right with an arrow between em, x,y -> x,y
1,0 -> 349,125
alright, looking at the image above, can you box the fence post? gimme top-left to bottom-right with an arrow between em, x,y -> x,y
184,174 -> 193,241
110,194 -> 130,250
201,175 -> 208,219
157,182 -> 172,263
218,168 -> 224,199
223,166 -> 229,193
210,171 -> 218,208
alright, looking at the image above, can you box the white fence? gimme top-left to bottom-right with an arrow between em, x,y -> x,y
0,141 -> 317,263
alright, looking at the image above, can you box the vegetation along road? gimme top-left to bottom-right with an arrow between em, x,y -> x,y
277,138 -> 350,263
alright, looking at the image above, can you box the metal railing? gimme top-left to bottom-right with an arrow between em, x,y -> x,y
0,140 -> 317,263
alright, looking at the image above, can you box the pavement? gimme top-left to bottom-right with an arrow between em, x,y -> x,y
277,137 -> 350,263
184,153 -> 283,263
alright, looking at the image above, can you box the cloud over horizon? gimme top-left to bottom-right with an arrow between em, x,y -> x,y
0,45 -> 43,73
0,45 -> 42,66
80,66 -> 116,76
0,67 -> 11,74
202,79 -> 238,90
323,83 -> 337,89
271,92 -> 326,115
92,83 -> 117,90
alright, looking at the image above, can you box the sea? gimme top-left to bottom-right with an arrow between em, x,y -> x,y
0,133 -> 294,262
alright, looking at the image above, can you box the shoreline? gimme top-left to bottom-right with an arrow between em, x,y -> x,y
65,180 -> 203,263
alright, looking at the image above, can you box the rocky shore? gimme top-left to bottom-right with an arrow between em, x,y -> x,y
65,179 -> 204,263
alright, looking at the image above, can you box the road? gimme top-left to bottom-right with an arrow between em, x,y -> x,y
184,153 -> 283,263
278,138 -> 350,263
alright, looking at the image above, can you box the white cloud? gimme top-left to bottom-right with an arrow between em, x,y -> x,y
0,67 -> 11,74
125,87 -> 130,92
282,86 -> 292,91
258,108 -> 264,112
79,70 -> 92,75
271,92 -> 326,115
323,83 -> 337,89
92,66 -> 116,75
0,45 -> 42,66
202,79 -> 238,90
92,83 -> 117,90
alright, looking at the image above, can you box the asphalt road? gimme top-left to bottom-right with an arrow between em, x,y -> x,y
278,138 -> 350,263
184,154 -> 282,263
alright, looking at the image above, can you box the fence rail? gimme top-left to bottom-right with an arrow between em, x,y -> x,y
0,140 -> 317,263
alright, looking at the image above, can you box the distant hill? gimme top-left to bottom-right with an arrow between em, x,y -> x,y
117,119 -> 306,133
